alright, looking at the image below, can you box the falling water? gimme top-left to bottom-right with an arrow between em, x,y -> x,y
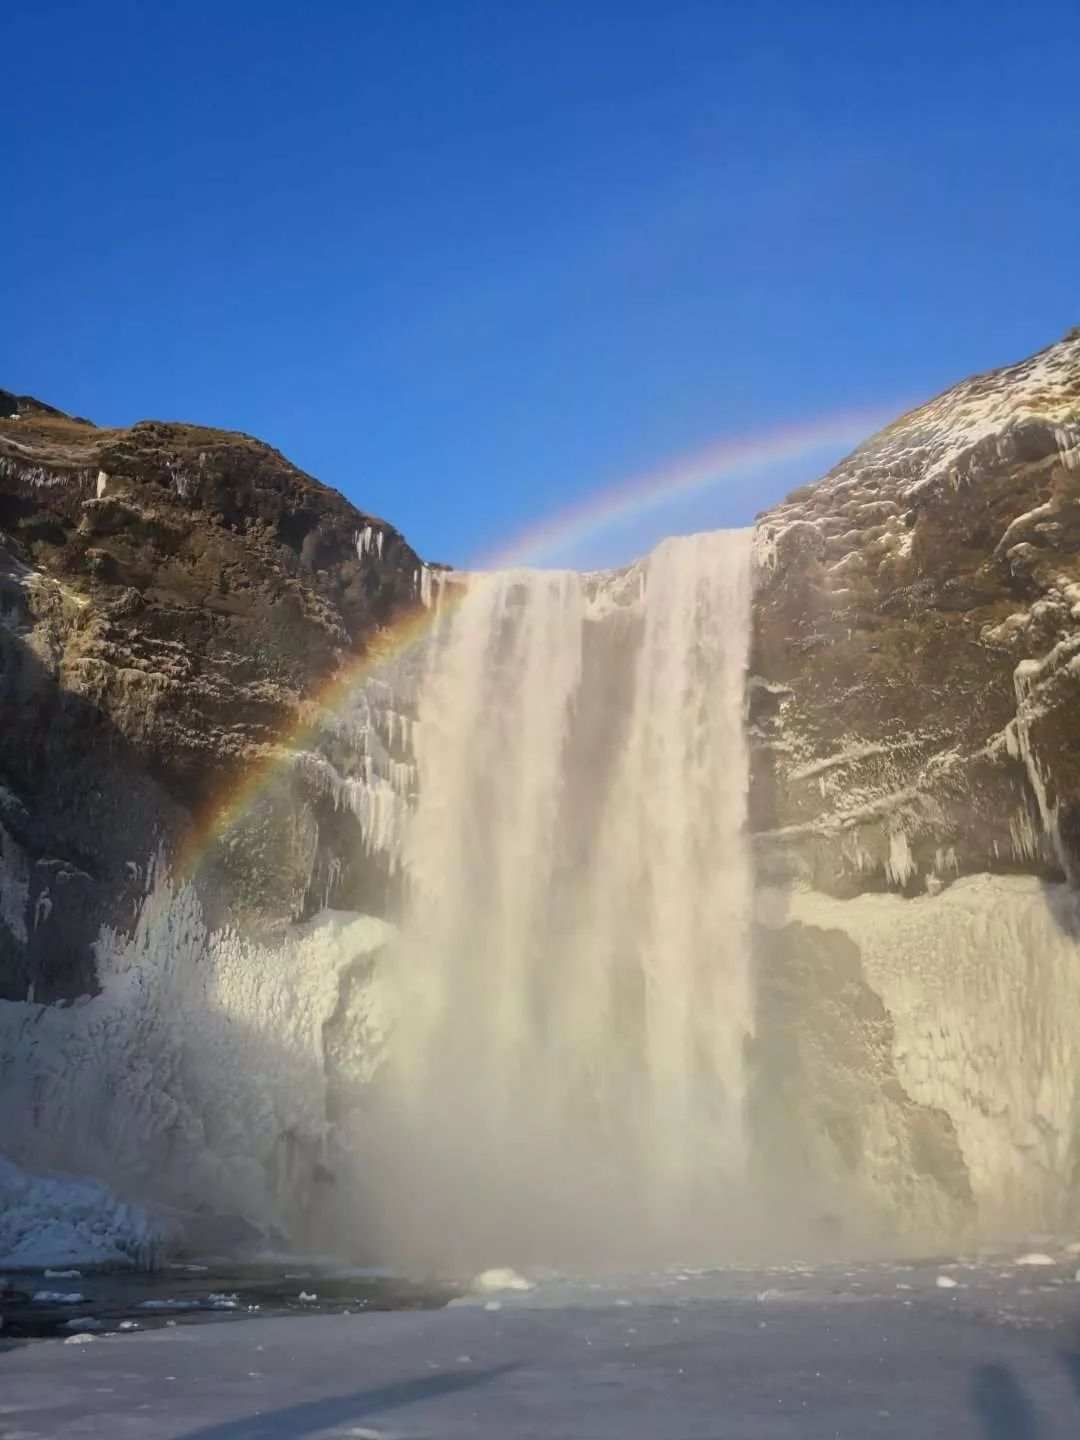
367,530 -> 755,1269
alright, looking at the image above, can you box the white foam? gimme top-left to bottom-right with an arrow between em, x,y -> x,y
369,532 -> 755,1266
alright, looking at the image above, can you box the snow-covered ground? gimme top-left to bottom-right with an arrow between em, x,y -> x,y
4,1261 -> 1080,1436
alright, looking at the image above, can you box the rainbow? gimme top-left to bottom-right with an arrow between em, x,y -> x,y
487,407 -> 890,567
179,404 -> 890,876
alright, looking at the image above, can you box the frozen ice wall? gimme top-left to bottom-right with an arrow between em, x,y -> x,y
0,874 -> 394,1248
759,875 -> 1080,1238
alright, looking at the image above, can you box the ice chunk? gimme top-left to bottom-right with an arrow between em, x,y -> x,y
473,1268 -> 534,1293
0,1155 -> 163,1270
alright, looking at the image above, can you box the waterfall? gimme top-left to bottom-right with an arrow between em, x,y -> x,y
365,530 -> 755,1269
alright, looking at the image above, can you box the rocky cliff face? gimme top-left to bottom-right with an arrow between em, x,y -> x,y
0,393 -> 429,1001
750,327 -> 1080,895
749,327 -> 1080,1240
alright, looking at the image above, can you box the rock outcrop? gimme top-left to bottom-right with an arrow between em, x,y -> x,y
751,326 -> 1080,896
0,399 -> 429,1000
750,327 -> 1080,1240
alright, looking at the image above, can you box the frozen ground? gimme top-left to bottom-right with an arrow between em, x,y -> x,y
4,1259 -> 1080,1437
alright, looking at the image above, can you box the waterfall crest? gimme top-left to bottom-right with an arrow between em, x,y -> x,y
367,530 -> 755,1268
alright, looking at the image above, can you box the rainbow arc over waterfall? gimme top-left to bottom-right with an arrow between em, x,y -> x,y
178,405 -> 891,875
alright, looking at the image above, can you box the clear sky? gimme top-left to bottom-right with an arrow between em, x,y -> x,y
5,0 -> 1079,569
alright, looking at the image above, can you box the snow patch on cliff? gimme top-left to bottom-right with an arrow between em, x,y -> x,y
755,330 -> 1080,582
790,736 -> 925,783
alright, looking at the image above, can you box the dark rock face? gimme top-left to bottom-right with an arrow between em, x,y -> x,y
751,328 -> 1080,898
748,328 -> 1080,1239
0,402 -> 427,1000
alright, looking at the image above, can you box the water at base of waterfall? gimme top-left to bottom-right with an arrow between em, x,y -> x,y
360,531 -> 755,1270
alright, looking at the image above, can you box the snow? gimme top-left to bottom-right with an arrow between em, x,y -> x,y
789,736 -> 925,782
898,339 -> 1080,501
0,1156 -> 163,1270
747,675 -> 793,697
757,719 -> 1033,889
760,785 -> 922,843
754,331 -> 1080,619
993,497 -> 1060,558
6,1268 -> 1080,1437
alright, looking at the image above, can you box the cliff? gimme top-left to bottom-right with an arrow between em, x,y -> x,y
751,326 -> 1080,895
0,398 -> 428,1000
749,327 -> 1080,1239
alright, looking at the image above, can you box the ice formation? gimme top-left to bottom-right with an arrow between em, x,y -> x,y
0,882 -> 395,1250
761,874 -> 1080,1234
0,1156 -> 163,1269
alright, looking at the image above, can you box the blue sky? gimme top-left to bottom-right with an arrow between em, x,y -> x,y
5,0 -> 1079,568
